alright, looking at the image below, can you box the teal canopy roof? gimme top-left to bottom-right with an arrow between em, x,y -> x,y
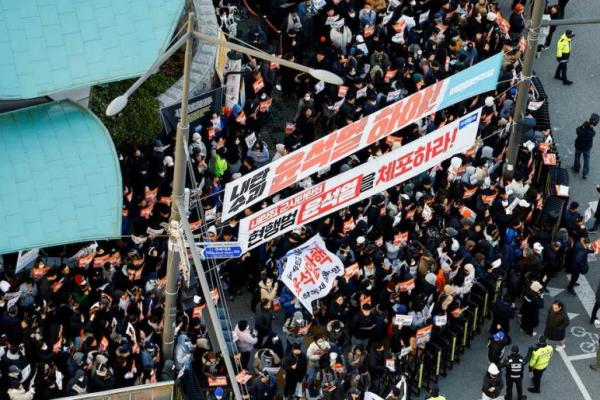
0,100 -> 122,254
0,0 -> 184,99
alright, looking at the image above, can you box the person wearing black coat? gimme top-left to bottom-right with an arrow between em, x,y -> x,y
490,297 -> 514,334
573,114 -> 599,179
567,237 -> 592,295
251,373 -> 277,400
368,343 -> 386,394
282,344 -> 307,398
544,300 -> 569,349
482,363 -> 504,400
520,282 -> 544,336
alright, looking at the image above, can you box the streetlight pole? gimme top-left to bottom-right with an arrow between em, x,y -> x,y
504,0 -> 546,180
161,12 -> 194,361
105,13 -> 344,398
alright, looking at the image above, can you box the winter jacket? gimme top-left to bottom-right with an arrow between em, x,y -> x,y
556,33 -> 572,59
234,325 -> 258,353
330,26 -> 353,55
544,308 -> 569,341
282,352 -> 307,383
481,373 -> 504,398
306,340 -> 331,368
574,123 -> 596,151
570,241 -> 589,274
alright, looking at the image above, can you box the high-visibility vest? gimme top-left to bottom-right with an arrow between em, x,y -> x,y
556,34 -> 571,58
529,345 -> 553,370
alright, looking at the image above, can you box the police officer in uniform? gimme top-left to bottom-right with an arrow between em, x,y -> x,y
528,336 -> 554,393
502,345 -> 526,400
554,30 -> 574,85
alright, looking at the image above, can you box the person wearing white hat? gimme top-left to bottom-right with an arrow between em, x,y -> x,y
481,363 -> 504,400
520,281 -> 544,336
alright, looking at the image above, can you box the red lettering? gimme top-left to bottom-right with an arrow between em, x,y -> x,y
416,81 -> 444,117
365,107 -> 395,144
386,92 -> 422,134
330,118 -> 368,160
270,151 -> 305,194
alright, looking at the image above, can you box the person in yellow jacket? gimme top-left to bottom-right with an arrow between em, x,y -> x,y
554,30 -> 575,85
425,384 -> 446,400
528,336 -> 554,393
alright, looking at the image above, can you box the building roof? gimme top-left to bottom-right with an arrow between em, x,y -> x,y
0,100 -> 122,254
0,0 -> 184,99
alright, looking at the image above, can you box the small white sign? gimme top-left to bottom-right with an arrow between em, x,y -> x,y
434,315 -> 447,326
394,314 -> 414,326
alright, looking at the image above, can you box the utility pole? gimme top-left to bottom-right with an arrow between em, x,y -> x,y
504,0 -> 546,180
162,12 -> 194,361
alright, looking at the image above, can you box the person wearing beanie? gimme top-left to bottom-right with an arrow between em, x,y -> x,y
501,345 -> 526,400
528,336 -> 554,393
482,363 -> 504,400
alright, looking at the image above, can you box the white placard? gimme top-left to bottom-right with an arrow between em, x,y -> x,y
16,248 -> 39,274
394,314 -> 414,326
315,80 -> 325,94
280,235 -> 344,315
434,315 -> 447,326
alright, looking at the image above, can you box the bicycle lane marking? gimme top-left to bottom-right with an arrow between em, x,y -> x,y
557,274 -> 597,400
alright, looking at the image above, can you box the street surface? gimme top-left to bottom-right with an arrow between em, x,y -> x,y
439,1 -> 600,399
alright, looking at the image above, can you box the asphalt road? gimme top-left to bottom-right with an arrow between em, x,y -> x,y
439,1 -> 600,399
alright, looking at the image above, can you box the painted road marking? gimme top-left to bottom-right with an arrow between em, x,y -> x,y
567,353 -> 597,361
547,286 -> 565,297
570,326 -> 599,354
558,347 -> 593,400
566,274 -> 595,317
568,312 -> 580,320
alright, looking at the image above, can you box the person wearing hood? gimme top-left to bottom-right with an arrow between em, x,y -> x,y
272,143 -> 287,162
160,359 -> 175,382
482,363 -> 504,400
189,130 -> 207,159
66,369 -> 88,396
174,333 -> 193,371
330,19 -> 353,55
520,281 -> 544,336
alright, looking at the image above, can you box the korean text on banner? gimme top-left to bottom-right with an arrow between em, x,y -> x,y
221,53 -> 503,220
239,109 -> 481,250
280,235 -> 344,315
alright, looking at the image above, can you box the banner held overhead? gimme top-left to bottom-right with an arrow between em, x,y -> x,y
278,234 -> 344,315
238,109 -> 482,250
221,53 -> 504,220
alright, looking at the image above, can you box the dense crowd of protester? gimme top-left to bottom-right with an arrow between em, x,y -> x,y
0,1 -> 585,400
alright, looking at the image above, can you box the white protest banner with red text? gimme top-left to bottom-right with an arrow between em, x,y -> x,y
221,53 -> 504,220
279,235 -> 344,315
239,109 -> 481,250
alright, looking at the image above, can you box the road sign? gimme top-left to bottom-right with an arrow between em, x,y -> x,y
196,242 -> 243,259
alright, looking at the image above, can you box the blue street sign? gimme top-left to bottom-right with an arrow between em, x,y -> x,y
198,243 -> 243,259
